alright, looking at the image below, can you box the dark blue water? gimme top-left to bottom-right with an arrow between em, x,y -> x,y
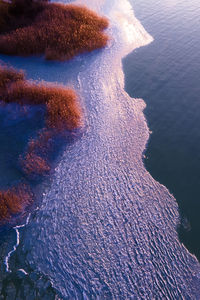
124,0 -> 200,259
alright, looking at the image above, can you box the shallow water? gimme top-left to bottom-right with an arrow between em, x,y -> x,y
0,0 -> 200,298
124,0 -> 200,261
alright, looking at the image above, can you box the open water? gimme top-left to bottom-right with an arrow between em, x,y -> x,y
124,0 -> 200,261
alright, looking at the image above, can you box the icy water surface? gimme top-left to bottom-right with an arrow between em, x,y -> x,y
0,0 -> 200,298
124,0 -> 200,261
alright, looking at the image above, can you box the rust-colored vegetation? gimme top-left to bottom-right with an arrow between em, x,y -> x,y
0,65 -> 82,130
21,152 -> 50,177
25,130 -> 53,157
0,0 -> 48,34
0,184 -> 33,223
20,130 -> 53,178
0,0 -> 109,60
0,0 -> 107,223
46,89 -> 81,130
0,65 -> 24,90
0,65 -> 82,221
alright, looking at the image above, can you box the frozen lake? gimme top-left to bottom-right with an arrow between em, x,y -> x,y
0,0 -> 199,298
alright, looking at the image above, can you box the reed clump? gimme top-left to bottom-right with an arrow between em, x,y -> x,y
25,130 -> 53,157
0,0 -> 47,34
0,66 -> 82,130
0,65 -> 81,177
20,130 -> 53,178
0,65 -> 24,90
0,184 -> 33,222
21,152 -> 50,177
0,65 -> 82,221
0,1 -> 109,60
46,89 -> 81,130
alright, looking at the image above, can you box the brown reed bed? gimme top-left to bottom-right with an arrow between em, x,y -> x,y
46,89 -> 81,130
25,129 -> 54,157
21,152 -> 51,177
0,184 -> 33,223
0,65 -> 24,90
0,1 -> 109,60
0,0 -> 48,34
0,66 -> 82,130
0,65 -> 82,222
20,129 -> 53,178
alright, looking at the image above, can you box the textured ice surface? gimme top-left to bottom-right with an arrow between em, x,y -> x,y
17,0 -> 200,298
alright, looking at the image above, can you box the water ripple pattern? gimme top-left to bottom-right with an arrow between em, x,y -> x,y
18,0 -> 200,298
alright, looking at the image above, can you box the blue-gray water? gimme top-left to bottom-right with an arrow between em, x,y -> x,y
0,0 -> 200,299
124,0 -> 200,260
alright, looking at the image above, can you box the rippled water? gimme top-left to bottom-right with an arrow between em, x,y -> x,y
124,0 -> 200,261
0,0 -> 200,298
